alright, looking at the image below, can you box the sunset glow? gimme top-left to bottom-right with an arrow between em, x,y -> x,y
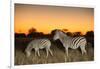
15,4 -> 94,34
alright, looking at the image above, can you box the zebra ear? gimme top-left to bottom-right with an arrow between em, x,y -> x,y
59,30 -> 63,34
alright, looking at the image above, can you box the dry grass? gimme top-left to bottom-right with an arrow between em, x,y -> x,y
15,38 -> 94,65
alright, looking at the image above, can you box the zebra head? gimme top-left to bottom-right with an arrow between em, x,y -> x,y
53,30 -> 68,41
25,47 -> 31,57
25,50 -> 31,57
53,30 -> 60,41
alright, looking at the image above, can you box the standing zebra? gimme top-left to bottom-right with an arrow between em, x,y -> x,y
25,38 -> 53,58
53,30 -> 87,56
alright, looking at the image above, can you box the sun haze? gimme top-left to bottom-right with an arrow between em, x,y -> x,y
15,4 -> 94,34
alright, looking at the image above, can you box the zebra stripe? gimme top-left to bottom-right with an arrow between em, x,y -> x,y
41,40 -> 48,47
72,37 -> 80,48
73,37 -> 84,49
75,37 -> 84,47
53,30 -> 87,56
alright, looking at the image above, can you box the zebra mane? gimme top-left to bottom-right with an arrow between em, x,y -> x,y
56,30 -> 68,38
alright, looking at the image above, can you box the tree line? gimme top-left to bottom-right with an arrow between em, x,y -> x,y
15,27 -> 94,47
15,27 -> 94,38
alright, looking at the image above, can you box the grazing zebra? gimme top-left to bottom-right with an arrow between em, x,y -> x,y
53,30 -> 87,56
25,38 -> 53,58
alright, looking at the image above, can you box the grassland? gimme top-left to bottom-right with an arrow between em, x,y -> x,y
15,38 -> 94,65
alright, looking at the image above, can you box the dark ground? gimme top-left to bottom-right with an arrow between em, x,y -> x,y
15,38 -> 94,65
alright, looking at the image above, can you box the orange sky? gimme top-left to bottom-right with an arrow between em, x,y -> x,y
15,4 -> 94,34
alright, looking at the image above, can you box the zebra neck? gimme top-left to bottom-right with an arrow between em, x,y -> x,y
59,36 -> 66,42
59,35 -> 71,43
26,45 -> 33,52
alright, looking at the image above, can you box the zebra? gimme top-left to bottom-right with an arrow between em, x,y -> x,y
25,38 -> 53,58
53,30 -> 87,56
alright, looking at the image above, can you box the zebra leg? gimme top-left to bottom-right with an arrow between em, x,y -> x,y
65,47 -> 68,57
35,48 -> 38,57
46,48 -> 49,58
37,50 -> 40,57
83,47 -> 87,54
80,46 -> 87,55
48,48 -> 53,56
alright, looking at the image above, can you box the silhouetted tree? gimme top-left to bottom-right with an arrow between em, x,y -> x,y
27,32 -> 44,38
15,33 -> 26,38
27,27 -> 45,38
28,27 -> 37,34
85,31 -> 94,37
66,32 -> 73,36
62,29 -> 68,32
85,31 -> 94,47
73,32 -> 82,37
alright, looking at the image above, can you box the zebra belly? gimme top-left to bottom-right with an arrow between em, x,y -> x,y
69,45 -> 79,49
39,46 -> 45,49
